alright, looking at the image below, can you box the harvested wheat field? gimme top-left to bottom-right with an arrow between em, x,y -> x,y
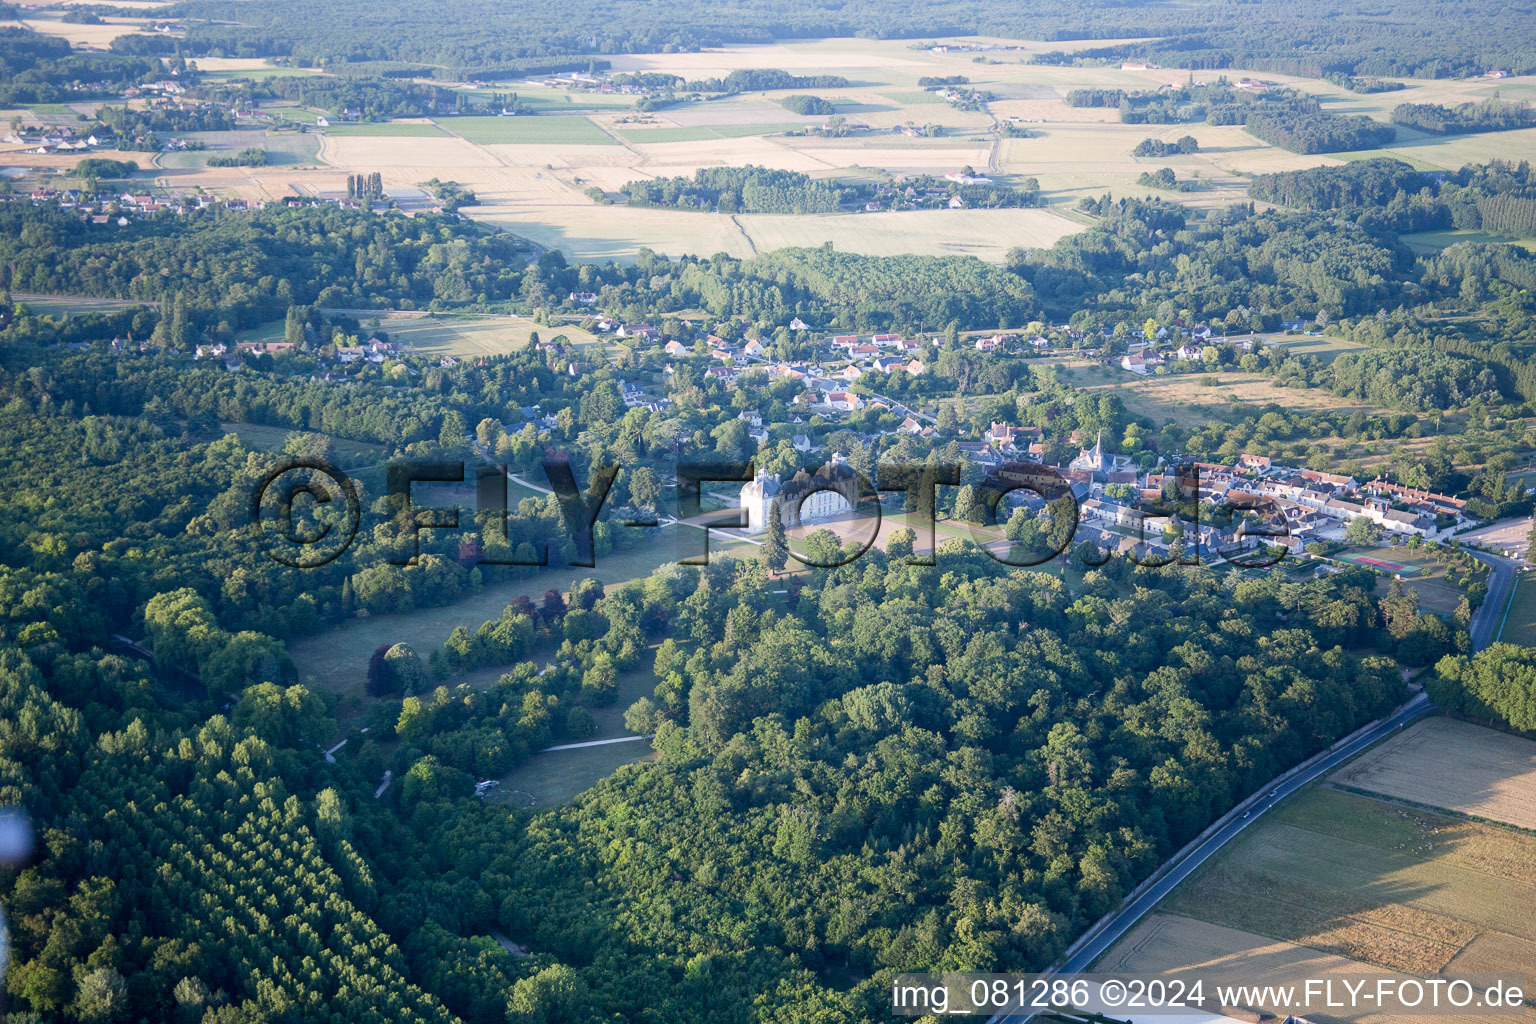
1146,788 -> 1536,980
1331,717 -> 1536,830
1103,915 -> 1533,1024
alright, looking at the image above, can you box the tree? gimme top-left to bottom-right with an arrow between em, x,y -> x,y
628,465 -> 661,512
1345,516 -> 1383,545
953,484 -> 984,524
760,498 -> 788,574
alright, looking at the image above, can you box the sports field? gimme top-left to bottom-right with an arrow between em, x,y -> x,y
1337,551 -> 1420,575
1101,786 -> 1536,1002
1331,718 -> 1536,831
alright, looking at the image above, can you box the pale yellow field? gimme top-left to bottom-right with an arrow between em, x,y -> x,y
628,135 -> 838,174
1103,914 -> 1533,1024
737,207 -> 1082,260
284,38 -> 1536,263
324,133 -> 503,169
16,12 -> 159,49
1331,717 -> 1536,831
380,316 -> 600,358
474,203 -> 754,260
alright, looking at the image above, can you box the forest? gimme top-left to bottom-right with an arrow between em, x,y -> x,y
4,130 -> 1536,1021
621,166 -> 853,215
1391,99 -> 1536,134
1240,110 -> 1397,154
159,0 -> 1536,81
0,366 -> 1419,1019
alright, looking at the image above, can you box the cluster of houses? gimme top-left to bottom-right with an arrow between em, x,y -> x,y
1070,446 -> 1471,558
191,335 -> 408,371
12,186 -> 266,221
732,426 -> 1477,564
3,125 -> 104,155
1114,322 -> 1272,374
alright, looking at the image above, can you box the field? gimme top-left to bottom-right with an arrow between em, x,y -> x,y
1400,229 -> 1536,254
384,315 -> 603,358
1048,346 -> 1382,429
1101,915 -> 1524,1024
322,122 -> 449,138
15,295 -> 152,316
31,35 -> 1532,264
1330,544 -> 1470,614
1497,572 -> 1536,646
491,741 -> 657,807
448,116 -> 619,146
1101,786 -> 1536,1020
262,40 -> 1530,264
1331,718 -> 1536,831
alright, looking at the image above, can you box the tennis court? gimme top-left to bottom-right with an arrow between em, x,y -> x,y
1337,552 -> 1420,575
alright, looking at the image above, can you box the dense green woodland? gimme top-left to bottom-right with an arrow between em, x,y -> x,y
2,138 -> 1536,1022
158,0 -> 1535,80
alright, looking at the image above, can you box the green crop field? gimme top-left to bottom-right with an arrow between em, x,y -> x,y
1497,572 -> 1536,646
449,115 -> 617,145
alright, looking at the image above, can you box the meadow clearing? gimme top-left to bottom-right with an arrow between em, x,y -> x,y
1099,785 -> 1536,1010
217,421 -> 388,468
1343,545 -> 1473,615
1046,340 -> 1381,429
1331,717 -> 1536,831
285,522 -> 755,701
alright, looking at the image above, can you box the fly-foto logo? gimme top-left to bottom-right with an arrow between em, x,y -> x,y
249,457 -> 1291,571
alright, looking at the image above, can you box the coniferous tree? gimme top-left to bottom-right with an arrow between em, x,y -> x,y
760,498 -> 788,574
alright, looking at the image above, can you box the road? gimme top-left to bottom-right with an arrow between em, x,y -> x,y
541,734 -> 653,752
989,690 -> 1436,1023
1465,549 -> 1522,651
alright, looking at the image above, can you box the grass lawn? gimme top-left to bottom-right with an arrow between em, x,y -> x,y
1400,228 -> 1536,254
1273,333 -> 1371,363
18,296 -> 150,316
1496,571 -> 1536,646
287,522 -> 754,702
488,742 -> 657,807
450,115 -> 617,145
267,106 -> 325,124
218,421 -> 388,468
323,122 -> 449,137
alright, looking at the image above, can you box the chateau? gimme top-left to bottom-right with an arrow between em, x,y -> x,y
739,455 -> 856,534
